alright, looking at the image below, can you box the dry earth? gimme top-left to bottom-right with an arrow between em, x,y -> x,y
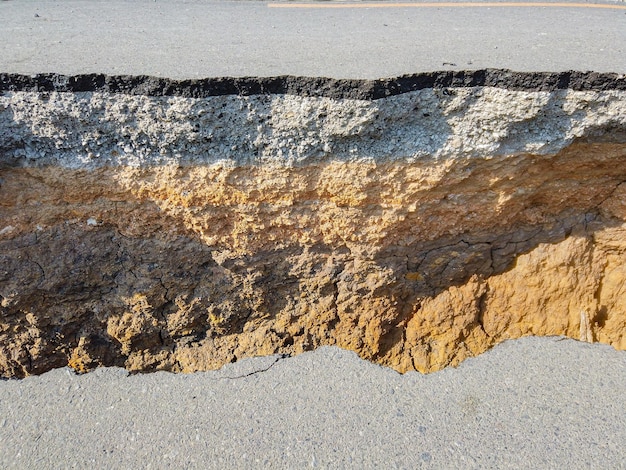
1,72 -> 626,377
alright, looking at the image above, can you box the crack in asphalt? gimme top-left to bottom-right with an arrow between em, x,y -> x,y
216,353 -> 291,380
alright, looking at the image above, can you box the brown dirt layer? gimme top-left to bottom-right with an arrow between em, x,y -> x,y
2,141 -> 626,378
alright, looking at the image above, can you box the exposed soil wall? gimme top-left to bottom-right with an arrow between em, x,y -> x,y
1,71 -> 626,378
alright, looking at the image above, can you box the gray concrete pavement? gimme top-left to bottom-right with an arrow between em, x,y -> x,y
1,337 -> 625,469
0,0 -> 625,79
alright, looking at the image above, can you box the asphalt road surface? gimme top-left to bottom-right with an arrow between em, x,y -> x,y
1,338 -> 626,469
0,0 -> 625,78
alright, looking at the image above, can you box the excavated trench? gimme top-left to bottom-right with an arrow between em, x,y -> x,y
1,70 -> 626,378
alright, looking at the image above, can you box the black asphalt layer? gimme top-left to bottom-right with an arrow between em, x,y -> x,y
2,70 -> 626,100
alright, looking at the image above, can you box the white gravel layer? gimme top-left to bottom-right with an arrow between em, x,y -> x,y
2,88 -> 625,168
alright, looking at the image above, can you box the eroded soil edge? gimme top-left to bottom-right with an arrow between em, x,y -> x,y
1,83 -> 626,377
